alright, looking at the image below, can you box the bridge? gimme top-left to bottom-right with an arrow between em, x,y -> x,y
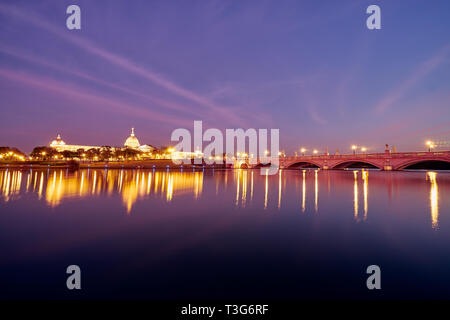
246,150 -> 450,170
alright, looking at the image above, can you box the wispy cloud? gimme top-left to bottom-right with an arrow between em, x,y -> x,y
307,104 -> 328,125
375,44 -> 450,114
0,4 -> 246,127
0,44 -> 202,119
0,67 -> 189,127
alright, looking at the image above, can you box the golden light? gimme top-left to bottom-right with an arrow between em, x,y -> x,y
426,140 -> 432,146
361,147 -> 367,152
264,150 -> 269,155
300,148 -> 306,153
41,151 -> 46,156
167,147 -> 175,153
351,145 -> 357,150
313,149 -> 318,154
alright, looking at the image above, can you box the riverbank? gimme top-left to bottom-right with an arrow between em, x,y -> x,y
0,160 -> 232,170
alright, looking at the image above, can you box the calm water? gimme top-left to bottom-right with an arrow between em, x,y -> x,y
1,168 -> 450,299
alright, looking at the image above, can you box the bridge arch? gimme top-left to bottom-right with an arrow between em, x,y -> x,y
331,160 -> 383,170
395,158 -> 450,170
285,160 -> 322,169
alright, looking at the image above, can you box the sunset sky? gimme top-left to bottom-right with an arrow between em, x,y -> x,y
1,0 -> 450,153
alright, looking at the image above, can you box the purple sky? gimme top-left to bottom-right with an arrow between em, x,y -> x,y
0,0 -> 450,154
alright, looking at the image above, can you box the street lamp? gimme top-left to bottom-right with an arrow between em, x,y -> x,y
361,147 -> 367,153
426,140 -> 435,152
351,145 -> 357,155
300,148 -> 306,156
313,149 -> 318,155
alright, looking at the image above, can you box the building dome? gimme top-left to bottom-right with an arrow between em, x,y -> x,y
50,134 -> 66,146
124,128 -> 140,149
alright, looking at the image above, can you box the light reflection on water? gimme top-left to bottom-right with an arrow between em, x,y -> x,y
428,171 -> 439,229
1,167 -> 450,299
0,168 -> 445,229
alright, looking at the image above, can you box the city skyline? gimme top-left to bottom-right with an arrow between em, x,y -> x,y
1,0 -> 450,154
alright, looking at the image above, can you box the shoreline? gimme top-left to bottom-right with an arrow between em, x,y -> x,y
0,160 -> 232,170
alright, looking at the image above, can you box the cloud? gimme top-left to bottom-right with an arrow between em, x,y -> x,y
0,67 -> 189,127
307,104 -> 327,125
375,44 -> 450,114
0,44 -> 202,118
0,3 -> 246,126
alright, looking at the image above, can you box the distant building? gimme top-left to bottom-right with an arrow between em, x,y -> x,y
124,128 -> 140,149
49,134 -> 102,152
124,128 -> 155,153
49,128 -> 155,153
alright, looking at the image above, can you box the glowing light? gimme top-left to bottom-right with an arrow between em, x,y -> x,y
314,170 -> 318,212
362,170 -> 368,219
353,170 -> 358,220
264,169 -> 269,209
313,149 -> 318,154
302,170 -> 306,212
278,169 -> 282,209
427,172 -> 439,229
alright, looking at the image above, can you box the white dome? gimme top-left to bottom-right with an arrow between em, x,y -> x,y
124,128 -> 140,149
50,134 -> 66,146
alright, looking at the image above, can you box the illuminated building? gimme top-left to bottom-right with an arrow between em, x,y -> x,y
124,128 -> 140,149
49,134 -> 102,152
124,128 -> 155,153
49,128 -> 155,153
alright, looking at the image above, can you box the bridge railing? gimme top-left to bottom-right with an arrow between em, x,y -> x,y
279,151 -> 450,161
254,151 -> 450,164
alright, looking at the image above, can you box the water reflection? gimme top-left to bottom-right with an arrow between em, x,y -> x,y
353,171 -> 359,219
353,170 -> 370,222
0,169 -> 204,214
0,168 -> 445,228
362,170 -> 369,220
264,169 -> 269,210
427,172 -> 439,229
278,169 -> 282,209
302,170 -> 306,213
314,170 -> 318,212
